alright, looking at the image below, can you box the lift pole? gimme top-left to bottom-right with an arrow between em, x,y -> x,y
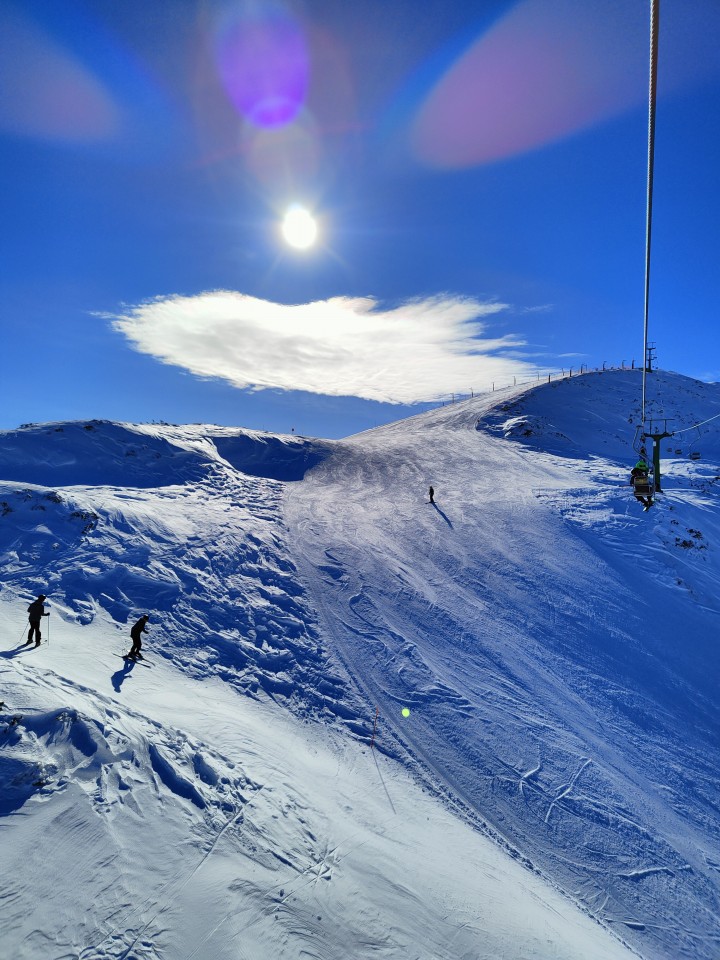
643,420 -> 672,492
642,0 -> 660,424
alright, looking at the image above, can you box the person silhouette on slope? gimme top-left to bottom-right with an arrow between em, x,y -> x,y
25,594 -> 49,646
126,614 -> 149,660
429,486 -> 435,504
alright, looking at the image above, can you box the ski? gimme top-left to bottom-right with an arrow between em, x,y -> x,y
116,654 -> 151,667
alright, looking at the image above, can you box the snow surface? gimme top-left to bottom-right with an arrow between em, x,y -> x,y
1,370 -> 719,960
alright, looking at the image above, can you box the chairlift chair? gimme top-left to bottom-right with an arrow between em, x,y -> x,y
632,474 -> 654,497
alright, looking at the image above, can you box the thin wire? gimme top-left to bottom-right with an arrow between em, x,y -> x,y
642,0 -> 660,426
672,411 -> 720,435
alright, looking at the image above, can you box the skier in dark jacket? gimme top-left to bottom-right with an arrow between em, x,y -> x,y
429,485 -> 435,504
630,460 -> 653,510
26,594 -> 49,646
127,615 -> 149,660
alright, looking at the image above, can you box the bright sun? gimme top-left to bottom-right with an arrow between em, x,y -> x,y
281,205 -> 318,250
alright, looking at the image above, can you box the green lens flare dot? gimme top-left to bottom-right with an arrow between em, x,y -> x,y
402,708 -> 410,718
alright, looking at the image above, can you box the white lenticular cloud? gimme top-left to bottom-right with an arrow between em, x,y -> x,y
106,291 -> 539,404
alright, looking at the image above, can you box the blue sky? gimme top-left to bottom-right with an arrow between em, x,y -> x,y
2,0 -> 720,439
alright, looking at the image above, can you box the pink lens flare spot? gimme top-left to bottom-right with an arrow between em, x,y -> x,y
410,0 -> 647,169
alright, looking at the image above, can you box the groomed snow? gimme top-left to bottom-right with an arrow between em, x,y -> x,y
1,369 -> 719,960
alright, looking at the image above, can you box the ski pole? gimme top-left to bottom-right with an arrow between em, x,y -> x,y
47,614 -> 50,646
18,623 -> 27,644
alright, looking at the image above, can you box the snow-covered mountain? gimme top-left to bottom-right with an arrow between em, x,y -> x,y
1,369 -> 719,960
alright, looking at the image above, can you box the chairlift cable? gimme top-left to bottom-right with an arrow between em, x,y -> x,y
672,411 -> 720,435
641,0 -> 660,426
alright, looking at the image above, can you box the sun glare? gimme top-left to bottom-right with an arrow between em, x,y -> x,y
281,205 -> 318,250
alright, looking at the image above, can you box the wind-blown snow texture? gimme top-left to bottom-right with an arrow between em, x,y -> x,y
1,370 -> 719,960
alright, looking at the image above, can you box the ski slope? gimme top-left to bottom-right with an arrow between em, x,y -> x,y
1,369 -> 719,960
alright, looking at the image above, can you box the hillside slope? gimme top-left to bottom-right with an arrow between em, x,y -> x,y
286,369 -> 720,960
1,369 -> 718,960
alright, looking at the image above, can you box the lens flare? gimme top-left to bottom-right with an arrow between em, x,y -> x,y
0,6 -> 119,142
244,116 -> 321,188
215,3 -> 309,129
410,0 -> 647,168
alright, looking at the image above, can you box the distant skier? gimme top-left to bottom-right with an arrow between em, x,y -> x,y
630,460 -> 653,511
25,594 -> 49,647
429,486 -> 435,504
126,614 -> 149,660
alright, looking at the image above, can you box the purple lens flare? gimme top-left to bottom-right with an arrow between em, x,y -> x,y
215,3 -> 309,129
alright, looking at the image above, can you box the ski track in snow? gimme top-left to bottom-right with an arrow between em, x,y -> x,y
0,372 -> 719,959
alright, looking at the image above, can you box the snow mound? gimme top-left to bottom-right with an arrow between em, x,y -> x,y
0,421 -> 334,489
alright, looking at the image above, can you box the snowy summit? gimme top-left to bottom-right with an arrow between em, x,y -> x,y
1,369 -> 719,960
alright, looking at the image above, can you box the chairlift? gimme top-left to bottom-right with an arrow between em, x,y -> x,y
632,473 -> 654,498
688,426 -> 702,460
632,425 -> 646,456
671,428 -> 702,460
630,452 -> 653,502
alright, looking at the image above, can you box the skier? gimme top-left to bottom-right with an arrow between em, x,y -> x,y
630,460 -> 653,511
429,485 -> 435,504
26,594 -> 49,646
126,614 -> 149,660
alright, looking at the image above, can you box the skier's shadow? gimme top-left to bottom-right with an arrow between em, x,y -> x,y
111,658 -> 135,692
430,501 -> 453,529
